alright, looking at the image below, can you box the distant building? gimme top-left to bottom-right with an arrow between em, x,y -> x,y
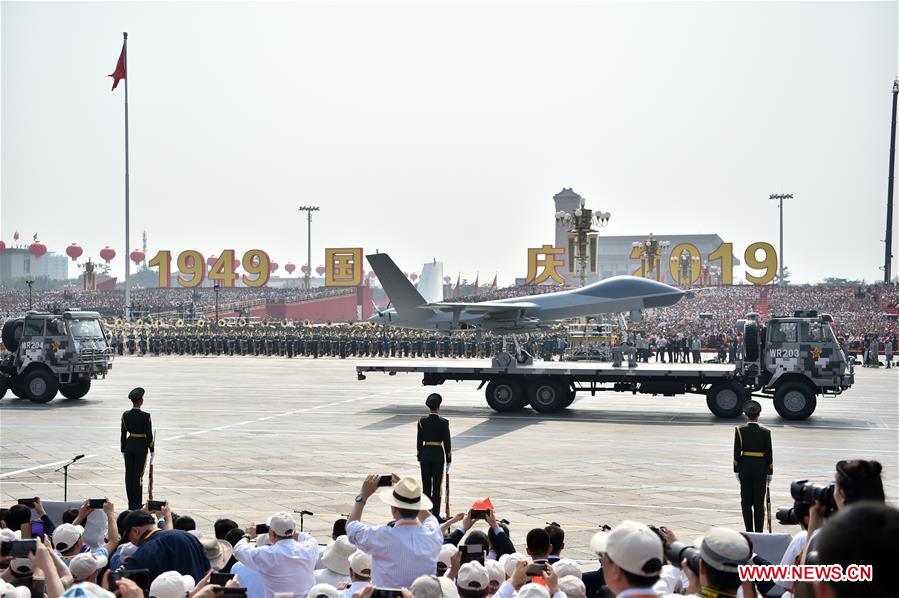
596,234 -> 740,282
0,248 -> 69,284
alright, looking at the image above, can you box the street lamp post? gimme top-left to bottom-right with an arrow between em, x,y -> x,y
25,279 -> 34,310
632,234 -> 670,282
770,193 -> 793,285
555,201 -> 611,287
213,282 -> 220,324
298,206 -> 320,291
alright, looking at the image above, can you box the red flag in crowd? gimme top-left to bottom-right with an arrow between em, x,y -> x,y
109,41 -> 127,90
454,273 -> 461,298
490,273 -> 497,290
473,273 -> 480,296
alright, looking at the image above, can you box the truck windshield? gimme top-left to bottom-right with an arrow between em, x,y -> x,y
69,319 -> 104,339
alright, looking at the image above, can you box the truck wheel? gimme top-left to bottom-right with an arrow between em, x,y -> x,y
9,377 -> 26,399
23,369 -> 58,404
773,382 -> 817,420
59,378 -> 91,400
706,382 -> 746,418
485,379 -> 525,412
528,378 -> 567,413
744,321 -> 759,362
0,378 -> 7,400
560,386 -> 576,408
1,320 -> 23,352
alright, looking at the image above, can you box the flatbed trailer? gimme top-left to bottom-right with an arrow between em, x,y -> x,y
356,312 -> 855,420
356,359 -> 766,418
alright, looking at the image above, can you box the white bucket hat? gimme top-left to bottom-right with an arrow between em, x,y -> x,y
320,536 -> 356,575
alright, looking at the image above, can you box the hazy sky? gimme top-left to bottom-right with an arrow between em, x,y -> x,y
2,1 -> 897,285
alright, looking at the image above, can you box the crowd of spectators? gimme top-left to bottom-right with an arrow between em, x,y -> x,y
1,459 -> 895,598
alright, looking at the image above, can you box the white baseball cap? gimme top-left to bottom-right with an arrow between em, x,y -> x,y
0,580 -> 30,598
517,583 -> 550,598
69,553 -> 109,581
500,553 -> 527,578
410,576 -> 459,598
457,561 -> 489,591
438,543 -> 459,567
349,550 -> 372,578
307,584 -> 340,598
268,513 -> 296,537
53,524 -> 85,552
552,558 -> 582,579
148,571 -> 196,598
589,520 -> 663,577
558,576 -> 586,598
485,561 -> 505,585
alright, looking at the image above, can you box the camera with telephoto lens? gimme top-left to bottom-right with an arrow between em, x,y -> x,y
776,500 -> 810,526
665,541 -> 700,575
790,480 -> 837,514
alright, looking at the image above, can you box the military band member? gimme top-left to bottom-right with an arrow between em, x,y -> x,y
417,393 -> 452,518
733,400 -> 773,532
121,387 -> 155,510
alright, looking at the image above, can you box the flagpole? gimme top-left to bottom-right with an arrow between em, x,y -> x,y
123,32 -> 131,322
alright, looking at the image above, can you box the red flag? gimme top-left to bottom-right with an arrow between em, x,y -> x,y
490,273 -> 497,290
109,42 -> 126,90
473,273 -> 479,296
13,231 -> 19,241
454,273 -> 461,298
471,498 -> 495,511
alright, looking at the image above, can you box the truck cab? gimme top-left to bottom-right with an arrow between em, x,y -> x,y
0,310 -> 114,403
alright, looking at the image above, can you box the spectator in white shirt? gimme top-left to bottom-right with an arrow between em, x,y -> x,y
232,534 -> 269,598
589,521 -> 663,598
233,513 -> 319,597
340,551 -> 372,598
346,475 -> 443,589
314,536 -> 355,586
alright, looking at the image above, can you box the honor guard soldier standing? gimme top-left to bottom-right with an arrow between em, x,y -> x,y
121,387 -> 155,510
417,393 -> 452,518
733,400 -> 773,532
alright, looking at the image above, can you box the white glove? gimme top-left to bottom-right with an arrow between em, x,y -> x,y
767,475 -> 772,485
735,473 -> 740,482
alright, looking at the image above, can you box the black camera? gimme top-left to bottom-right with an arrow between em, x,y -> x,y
776,501 -> 810,526
790,480 -> 837,512
665,541 -> 700,575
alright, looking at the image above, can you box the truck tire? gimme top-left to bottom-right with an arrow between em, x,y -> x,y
743,321 -> 759,362
528,378 -> 567,413
22,368 -> 58,404
706,382 -> 746,418
560,386 -> 576,408
10,377 -> 26,399
59,378 -> 91,400
485,378 -> 526,412
0,378 -> 7,400
1,319 -> 23,352
773,382 -> 817,420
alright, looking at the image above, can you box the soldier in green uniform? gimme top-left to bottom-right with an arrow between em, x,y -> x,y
121,387 -> 155,510
417,393 -> 452,518
733,400 -> 773,532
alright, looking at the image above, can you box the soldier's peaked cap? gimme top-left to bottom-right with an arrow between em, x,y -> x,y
742,400 -> 761,416
425,393 -> 442,409
128,387 -> 145,401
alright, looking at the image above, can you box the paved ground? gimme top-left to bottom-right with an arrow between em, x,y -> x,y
1,356 -> 896,562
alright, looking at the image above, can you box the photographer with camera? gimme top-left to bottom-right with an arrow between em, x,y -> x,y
673,527 -> 752,597
232,512 -> 319,597
799,459 -> 885,566
346,475 -> 443,589
445,508 -> 515,561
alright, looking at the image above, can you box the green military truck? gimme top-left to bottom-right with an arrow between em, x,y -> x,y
0,310 -> 114,403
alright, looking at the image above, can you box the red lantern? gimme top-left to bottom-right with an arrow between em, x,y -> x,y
207,255 -> 217,267
410,273 -> 418,282
99,246 -> 116,263
443,276 -> 451,283
301,264 -> 310,274
368,271 -> 376,279
315,265 -> 326,276
269,262 -> 279,273
233,259 -> 241,271
66,243 -> 83,261
285,263 -> 296,274
29,241 -> 48,259
130,250 -> 145,265
0,240 -> 6,252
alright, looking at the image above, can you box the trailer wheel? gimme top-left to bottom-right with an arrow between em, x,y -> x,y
23,368 -> 58,404
773,382 -> 817,420
560,386 -> 576,408
528,378 -> 567,413
485,379 -> 525,412
60,378 -> 91,400
706,382 -> 745,418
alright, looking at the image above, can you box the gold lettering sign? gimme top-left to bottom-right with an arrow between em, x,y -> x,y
526,245 -> 566,284
325,248 -> 363,286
